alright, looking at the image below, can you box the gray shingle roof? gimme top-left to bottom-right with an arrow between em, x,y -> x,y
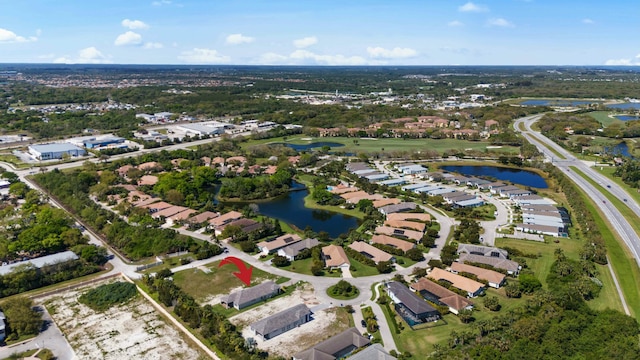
250,303 -> 311,336
387,281 -> 437,316
220,281 -> 280,308
280,238 -> 319,258
294,327 -> 370,360
347,343 -> 396,360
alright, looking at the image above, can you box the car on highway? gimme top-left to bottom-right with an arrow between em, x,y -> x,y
607,185 -> 611,188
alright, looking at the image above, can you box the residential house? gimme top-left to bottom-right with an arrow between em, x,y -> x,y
348,241 -> 394,264
457,244 -> 509,259
375,226 -> 423,242
151,205 -> 189,220
378,202 -> 417,215
293,327 -> 371,360
410,278 -> 473,315
168,209 -> 197,225
322,245 -> 350,269
249,304 -> 312,341
277,238 -> 320,261
370,235 -> 415,253
138,161 -> 161,172
142,201 -> 173,213
138,175 -> 159,186
117,164 -> 134,177
257,234 -> 302,255
386,281 -> 440,324
458,253 -> 521,275
450,262 -> 506,289
386,212 -> 431,223
329,186 -> 359,195
427,268 -> 485,298
383,219 -> 426,232
372,198 -> 402,208
187,211 -> 219,226
347,344 -> 396,360
209,211 -> 244,230
220,281 -> 281,310
224,218 -> 264,234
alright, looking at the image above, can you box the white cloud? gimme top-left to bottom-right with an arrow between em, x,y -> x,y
143,42 -> 164,49
458,2 -> 488,12
226,33 -> 254,45
257,52 -> 289,64
152,0 -> 171,5
178,48 -> 230,63
55,47 -> 112,64
487,18 -> 514,27
448,20 -> 464,27
293,36 -> 318,48
604,58 -> 640,66
582,18 -> 594,24
0,28 -> 37,43
115,31 -> 143,46
366,46 -> 418,59
289,50 -> 368,65
122,19 -> 149,30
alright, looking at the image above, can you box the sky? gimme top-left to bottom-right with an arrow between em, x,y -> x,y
0,0 -> 638,66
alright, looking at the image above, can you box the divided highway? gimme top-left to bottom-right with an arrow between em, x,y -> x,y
514,115 -> 640,269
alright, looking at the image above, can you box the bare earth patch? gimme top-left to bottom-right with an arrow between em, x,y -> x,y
230,283 -> 350,357
44,280 -> 206,360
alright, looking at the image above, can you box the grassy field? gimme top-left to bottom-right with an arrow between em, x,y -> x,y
172,260 -> 283,302
348,257 -> 380,277
280,257 -> 342,278
589,111 -> 623,127
244,136 -> 520,155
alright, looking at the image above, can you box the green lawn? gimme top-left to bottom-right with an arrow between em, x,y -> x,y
589,111 -> 623,127
348,257 -> 380,277
172,260 -> 282,302
281,257 -> 342,277
326,282 -> 360,300
243,136 -> 520,155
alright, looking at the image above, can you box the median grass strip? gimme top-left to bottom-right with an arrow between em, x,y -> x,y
570,166 -> 640,319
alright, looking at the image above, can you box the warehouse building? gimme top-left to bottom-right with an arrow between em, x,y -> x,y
29,143 -> 86,160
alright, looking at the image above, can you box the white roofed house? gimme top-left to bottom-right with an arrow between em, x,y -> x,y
220,281 -> 281,310
276,238 -> 319,261
256,234 -> 302,255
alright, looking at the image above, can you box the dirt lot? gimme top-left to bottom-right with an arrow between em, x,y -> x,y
44,280 -> 207,360
230,283 -> 351,357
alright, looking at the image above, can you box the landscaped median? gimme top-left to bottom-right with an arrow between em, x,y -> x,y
570,166 -> 640,320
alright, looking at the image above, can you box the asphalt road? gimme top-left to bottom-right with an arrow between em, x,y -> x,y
514,115 -> 640,269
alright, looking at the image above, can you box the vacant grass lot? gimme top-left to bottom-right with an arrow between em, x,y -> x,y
172,260 -> 282,302
589,111 -> 623,127
244,136 -> 520,155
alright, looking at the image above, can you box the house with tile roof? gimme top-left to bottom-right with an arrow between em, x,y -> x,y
322,245 -> 350,269
257,234 -> 303,255
450,262 -> 506,288
277,238 -> 320,261
375,226 -> 423,242
386,212 -> 431,223
348,241 -> 394,264
370,234 -> 415,253
410,278 -> 474,315
383,219 -> 426,232
427,268 -> 485,298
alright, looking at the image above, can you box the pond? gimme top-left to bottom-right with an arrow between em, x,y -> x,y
519,99 -> 595,107
441,165 -> 548,188
607,103 -> 640,110
224,183 -> 360,238
614,115 -> 640,121
276,141 -> 345,151
604,142 -> 634,158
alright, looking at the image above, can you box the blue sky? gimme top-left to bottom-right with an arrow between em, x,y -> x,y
0,0 -> 638,65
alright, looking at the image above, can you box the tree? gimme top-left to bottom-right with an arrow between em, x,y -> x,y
505,283 -> 522,298
458,308 -> 474,323
1,297 -> 43,340
220,225 -> 244,242
376,261 -> 394,274
272,255 -> 290,267
483,296 -> 501,311
440,243 -> 458,265
405,248 -> 424,261
519,273 -> 542,294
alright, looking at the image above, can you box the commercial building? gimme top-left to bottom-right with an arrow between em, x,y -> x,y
28,143 -> 86,160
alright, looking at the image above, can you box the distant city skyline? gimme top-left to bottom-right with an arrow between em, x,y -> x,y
0,0 -> 638,66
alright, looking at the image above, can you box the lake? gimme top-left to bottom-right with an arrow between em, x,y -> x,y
604,142 -> 634,158
277,141 -> 345,151
607,103 -> 640,110
441,165 -> 548,188
520,99 -> 595,107
226,183 -> 360,238
614,115 -> 640,121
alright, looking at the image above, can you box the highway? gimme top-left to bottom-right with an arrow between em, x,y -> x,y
514,115 -> 640,269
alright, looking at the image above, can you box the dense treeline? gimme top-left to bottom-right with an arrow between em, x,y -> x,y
218,164 -> 296,200
614,159 -> 640,188
33,169 -> 196,260
430,294 -> 639,359
0,297 -> 43,342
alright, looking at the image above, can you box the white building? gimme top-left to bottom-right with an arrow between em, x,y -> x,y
28,143 -> 86,160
